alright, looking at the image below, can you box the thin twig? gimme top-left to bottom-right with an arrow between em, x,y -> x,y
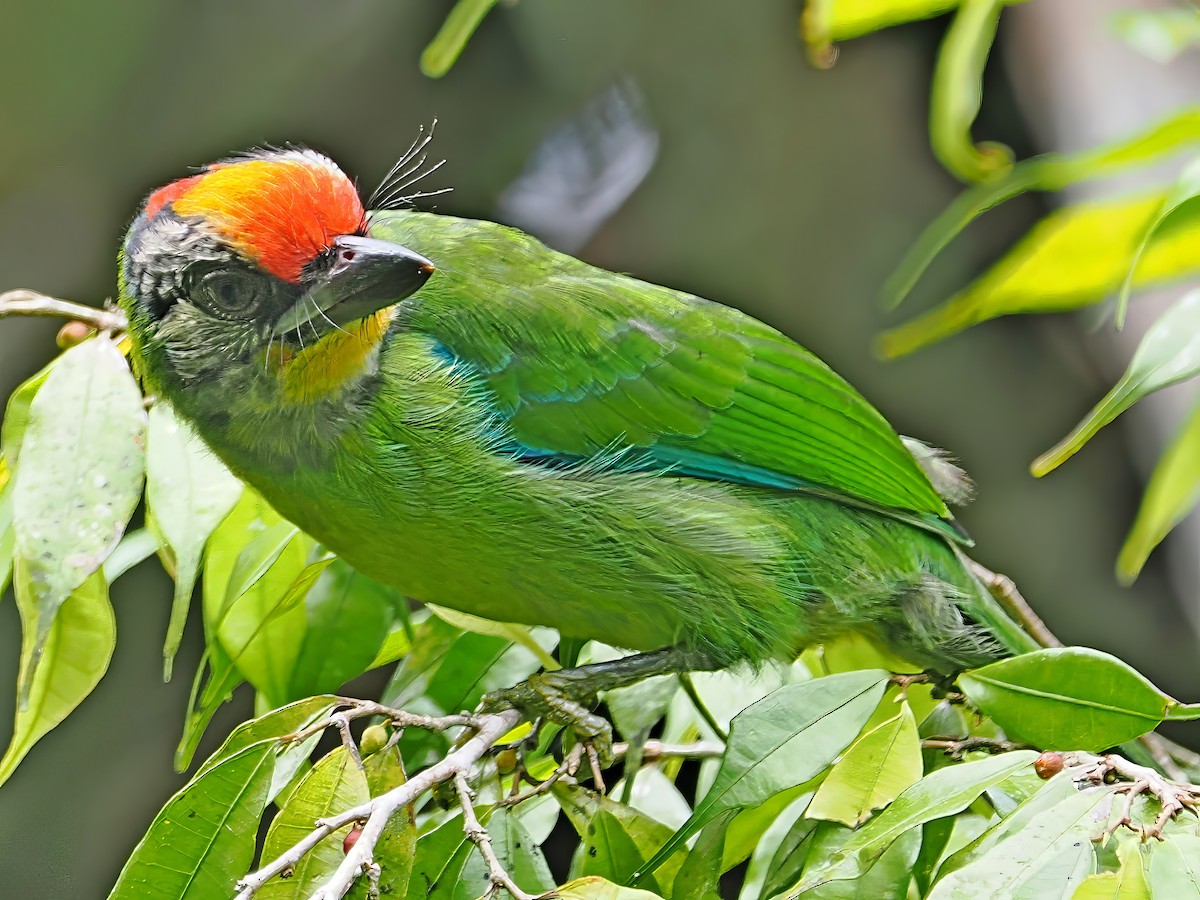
0,289 -> 126,332
616,739 -> 725,762
236,708 -> 520,900
679,673 -> 728,742
969,560 -> 1061,649
922,736 -> 1030,758
284,698 -> 478,745
455,772 -> 538,900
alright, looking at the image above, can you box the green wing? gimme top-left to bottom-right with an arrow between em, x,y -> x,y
372,211 -> 953,531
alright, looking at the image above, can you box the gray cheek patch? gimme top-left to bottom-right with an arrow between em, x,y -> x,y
122,210 -> 232,320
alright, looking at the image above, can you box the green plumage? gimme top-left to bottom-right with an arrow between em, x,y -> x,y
124,204 -> 1040,673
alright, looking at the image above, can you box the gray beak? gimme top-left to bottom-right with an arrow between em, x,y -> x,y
273,235 -> 434,336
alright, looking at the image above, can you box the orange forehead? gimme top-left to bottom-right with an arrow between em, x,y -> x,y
146,156 -> 365,282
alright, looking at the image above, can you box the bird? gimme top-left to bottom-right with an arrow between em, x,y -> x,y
118,147 -> 1039,735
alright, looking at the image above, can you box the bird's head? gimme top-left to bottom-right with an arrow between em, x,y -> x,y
119,148 -> 434,424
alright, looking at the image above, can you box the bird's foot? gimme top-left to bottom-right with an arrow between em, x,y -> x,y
482,670 -> 616,765
481,646 -> 721,769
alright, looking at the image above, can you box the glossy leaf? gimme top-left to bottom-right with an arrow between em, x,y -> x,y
285,558 -> 397,698
1117,397 -> 1200,582
556,782 -> 682,896
957,648 -> 1172,749
672,810 -> 736,899
195,695 -> 338,777
0,476 -> 12,598
929,0 -> 1012,182
1033,289 -> 1200,476
420,0 -> 500,78
928,786 -> 1110,898
146,402 -> 242,681
258,747 -> 370,899
0,355 -> 58,468
637,670 -> 888,881
426,602 -> 558,670
1118,157 -> 1200,326
884,107 -> 1200,310
102,528 -> 160,583
0,568 -> 113,788
11,337 -> 144,687
107,741 -> 274,899
774,822 -> 921,900
1072,833 -> 1150,900
1149,835 -> 1200,897
807,700 -> 922,826
791,751 -> 1037,891
879,192 -> 1200,359
557,877 -> 665,900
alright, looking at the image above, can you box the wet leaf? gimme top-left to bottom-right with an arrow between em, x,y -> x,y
957,648 -> 1171,749
0,568 -> 113,788
807,700 -> 922,826
146,402 -> 242,680
11,337 -> 144,690
107,742 -> 275,899
1033,289 -> 1200,476
636,670 -> 888,881
1117,397 -> 1200,583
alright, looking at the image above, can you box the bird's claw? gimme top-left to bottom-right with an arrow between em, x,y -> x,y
482,671 -> 616,767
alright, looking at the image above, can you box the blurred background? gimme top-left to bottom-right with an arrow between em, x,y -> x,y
1,0 -> 1198,894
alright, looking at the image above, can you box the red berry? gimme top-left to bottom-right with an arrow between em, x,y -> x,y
1034,751 -> 1064,779
343,824 -> 363,855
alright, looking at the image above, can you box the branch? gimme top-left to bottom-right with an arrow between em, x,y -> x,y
236,708 -> 521,900
969,560 -> 1061,649
1062,751 -> 1200,839
0,289 -> 126,332
455,772 -> 538,900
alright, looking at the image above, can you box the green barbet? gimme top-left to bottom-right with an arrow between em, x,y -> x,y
118,148 -> 1038,724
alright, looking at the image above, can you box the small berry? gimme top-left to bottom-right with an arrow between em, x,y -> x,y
57,321 -> 93,349
1034,751 -> 1064,779
343,824 -> 363,855
360,724 -> 389,756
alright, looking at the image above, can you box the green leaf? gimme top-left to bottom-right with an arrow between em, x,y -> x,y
11,336 -> 144,691
0,476 -> 13,598
102,528 -> 160,583
775,822 -> 921,900
928,0 -> 1012,183
285,559 -> 397,698
556,877 -> 666,900
1149,835 -> 1200,898
1117,396 -> 1200,582
928,786 -> 1110,898
1117,157 -> 1200,326
1033,288 -> 1200,476
956,648 -> 1172,749
637,670 -> 888,882
884,106 -> 1200,310
1073,833 -> 1150,899
258,747 -> 370,899
1,355 -> 59,468
0,568 -> 113,788
1112,9 -> 1200,65
671,809 -> 737,900
806,699 -> 922,826
195,694 -> 338,777
146,402 -> 242,681
107,742 -> 275,900
419,0 -> 500,78
175,645 -> 244,772
349,753 -> 416,899
879,192 -> 1200,359
556,783 -> 682,896
792,751 -> 1037,891
427,602 -> 559,671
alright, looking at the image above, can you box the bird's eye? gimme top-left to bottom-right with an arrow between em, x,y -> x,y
198,271 -> 263,317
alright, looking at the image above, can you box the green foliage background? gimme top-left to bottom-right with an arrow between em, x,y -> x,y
3,1 -> 1200,896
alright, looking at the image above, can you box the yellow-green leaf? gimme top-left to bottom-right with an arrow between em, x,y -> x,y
146,402 -> 242,681
1033,288 -> 1200,477
879,191 -> 1200,359
259,747 -> 370,899
11,337 -> 144,691
1117,397 -> 1200,583
0,567 -> 113,788
806,700 -> 922,826
556,877 -> 665,900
